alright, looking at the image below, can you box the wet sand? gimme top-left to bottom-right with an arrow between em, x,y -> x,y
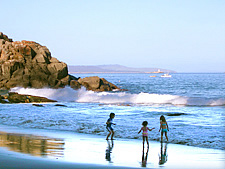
0,125 -> 224,169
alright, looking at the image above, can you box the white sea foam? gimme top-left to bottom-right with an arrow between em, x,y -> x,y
10,87 -> 225,106
10,86 -> 78,102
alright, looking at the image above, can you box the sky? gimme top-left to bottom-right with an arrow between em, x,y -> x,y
1,0 -> 225,72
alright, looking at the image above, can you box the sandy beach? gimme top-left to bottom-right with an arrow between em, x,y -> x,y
0,125 -> 224,169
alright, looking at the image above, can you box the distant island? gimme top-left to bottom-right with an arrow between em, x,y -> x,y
68,64 -> 176,73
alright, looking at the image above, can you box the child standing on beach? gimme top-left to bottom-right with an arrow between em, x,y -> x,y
159,115 -> 169,142
106,113 -> 116,140
138,121 -> 155,147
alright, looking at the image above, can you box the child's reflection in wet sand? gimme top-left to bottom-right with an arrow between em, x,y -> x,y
159,142 -> 168,165
105,140 -> 114,163
141,146 -> 149,167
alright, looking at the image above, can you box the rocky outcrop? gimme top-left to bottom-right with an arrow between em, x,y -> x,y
0,32 -> 121,92
0,32 -> 71,89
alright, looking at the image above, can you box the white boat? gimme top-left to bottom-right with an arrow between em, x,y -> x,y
161,73 -> 172,78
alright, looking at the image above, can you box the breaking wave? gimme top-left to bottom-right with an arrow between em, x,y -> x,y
10,87 -> 225,106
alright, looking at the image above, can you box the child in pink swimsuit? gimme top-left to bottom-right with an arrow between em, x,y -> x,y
138,121 -> 155,148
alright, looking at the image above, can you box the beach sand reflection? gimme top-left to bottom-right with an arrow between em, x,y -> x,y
141,146 -> 149,167
105,140 -> 114,163
159,142 -> 168,165
0,131 -> 65,158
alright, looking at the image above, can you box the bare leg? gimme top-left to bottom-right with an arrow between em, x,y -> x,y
146,136 -> 149,148
111,130 -> 115,140
106,131 -> 111,140
165,132 -> 168,141
161,131 -> 163,142
142,136 -> 145,148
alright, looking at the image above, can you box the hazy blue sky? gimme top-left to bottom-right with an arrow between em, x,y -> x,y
1,0 -> 225,72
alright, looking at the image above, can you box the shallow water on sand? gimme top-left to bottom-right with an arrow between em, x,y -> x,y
0,126 -> 224,169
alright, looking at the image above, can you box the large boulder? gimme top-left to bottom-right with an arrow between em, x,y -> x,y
0,33 -> 69,89
0,32 -> 122,92
78,76 -> 120,91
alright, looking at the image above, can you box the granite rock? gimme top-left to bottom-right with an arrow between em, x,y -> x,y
0,32 -> 122,92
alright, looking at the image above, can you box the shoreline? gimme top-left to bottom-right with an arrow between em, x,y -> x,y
0,125 -> 224,169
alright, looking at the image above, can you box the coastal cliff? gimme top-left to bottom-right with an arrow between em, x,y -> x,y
0,32 -> 120,92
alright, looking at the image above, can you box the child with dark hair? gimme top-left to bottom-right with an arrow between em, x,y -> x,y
138,121 -> 155,147
159,115 -> 169,142
106,113 -> 116,140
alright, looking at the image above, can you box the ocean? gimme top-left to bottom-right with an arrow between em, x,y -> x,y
1,73 -> 225,150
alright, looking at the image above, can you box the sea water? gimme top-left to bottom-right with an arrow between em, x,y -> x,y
0,73 -> 224,150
